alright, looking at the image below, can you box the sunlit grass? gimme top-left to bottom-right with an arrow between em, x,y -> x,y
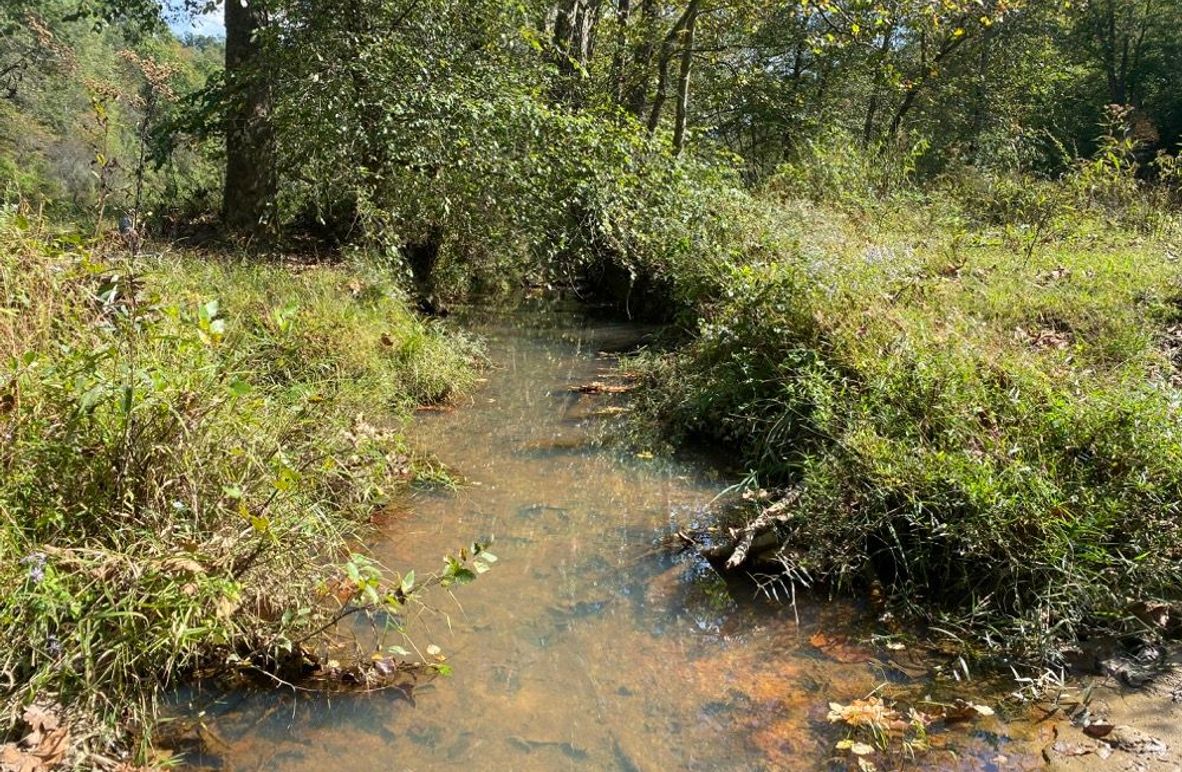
629,183 -> 1182,661
0,209 -> 478,756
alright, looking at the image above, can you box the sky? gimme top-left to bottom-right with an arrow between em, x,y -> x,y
166,1 -> 225,38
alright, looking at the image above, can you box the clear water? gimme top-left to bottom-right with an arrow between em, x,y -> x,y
179,303 -> 1039,770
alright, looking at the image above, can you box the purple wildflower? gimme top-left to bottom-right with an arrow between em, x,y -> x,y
21,552 -> 46,584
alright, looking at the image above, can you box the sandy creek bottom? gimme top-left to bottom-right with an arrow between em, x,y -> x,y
176,302 -> 1048,770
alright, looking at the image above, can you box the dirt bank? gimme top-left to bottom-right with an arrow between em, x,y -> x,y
1045,652 -> 1182,771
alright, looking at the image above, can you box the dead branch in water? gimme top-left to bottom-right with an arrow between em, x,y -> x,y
694,488 -> 802,569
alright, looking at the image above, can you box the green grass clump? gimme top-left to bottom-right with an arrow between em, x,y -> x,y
631,188 -> 1182,661
0,208 -> 477,756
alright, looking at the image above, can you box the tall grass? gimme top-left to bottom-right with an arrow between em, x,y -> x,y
0,206 -> 478,758
624,136 -> 1182,662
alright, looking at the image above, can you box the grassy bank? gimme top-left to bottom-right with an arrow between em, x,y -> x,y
0,208 -> 478,761
625,157 -> 1182,663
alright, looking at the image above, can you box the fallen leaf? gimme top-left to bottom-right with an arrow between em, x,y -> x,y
21,706 -> 58,735
809,632 -> 872,664
1050,740 -> 1097,757
827,698 -> 900,728
31,728 -> 68,767
942,699 -> 995,722
371,658 -> 397,677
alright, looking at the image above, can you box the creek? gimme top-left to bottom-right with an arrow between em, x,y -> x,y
182,302 -> 1042,770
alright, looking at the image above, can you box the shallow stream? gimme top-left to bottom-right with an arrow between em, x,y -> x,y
184,303 -> 1042,770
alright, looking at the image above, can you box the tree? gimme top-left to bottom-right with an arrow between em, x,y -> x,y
222,0 -> 275,233
552,0 -> 602,105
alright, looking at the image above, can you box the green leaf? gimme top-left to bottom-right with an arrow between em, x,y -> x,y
227,378 -> 253,397
273,466 -> 298,492
400,570 -> 415,594
79,383 -> 107,412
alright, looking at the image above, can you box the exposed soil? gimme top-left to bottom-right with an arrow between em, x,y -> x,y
1045,651 -> 1182,772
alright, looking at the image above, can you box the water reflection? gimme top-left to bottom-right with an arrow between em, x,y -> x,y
179,302 -> 1038,770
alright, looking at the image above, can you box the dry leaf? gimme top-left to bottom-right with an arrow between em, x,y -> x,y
827,698 -> 900,728
31,728 -> 68,768
21,706 -> 58,735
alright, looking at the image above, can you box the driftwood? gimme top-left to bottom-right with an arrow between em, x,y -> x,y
694,489 -> 802,570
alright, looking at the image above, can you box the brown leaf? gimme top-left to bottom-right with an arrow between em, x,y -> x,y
31,728 -> 68,768
21,706 -> 58,735
809,632 -> 872,664
160,557 -> 204,576
1,745 -> 40,772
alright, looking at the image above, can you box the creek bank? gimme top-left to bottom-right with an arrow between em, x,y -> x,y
0,217 -> 482,765
622,217 -> 1182,667
1042,650 -> 1182,770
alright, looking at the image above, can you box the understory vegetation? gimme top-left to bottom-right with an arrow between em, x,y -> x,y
4,0 -> 1182,762
0,208 -> 479,760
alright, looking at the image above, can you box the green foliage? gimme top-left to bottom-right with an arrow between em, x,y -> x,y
0,2 -> 222,223
628,173 -> 1182,660
0,206 -> 477,754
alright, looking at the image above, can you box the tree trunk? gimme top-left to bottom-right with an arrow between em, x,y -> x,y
885,28 -> 971,142
223,0 -> 276,234
623,0 -> 657,118
646,2 -> 696,135
552,0 -> 601,105
968,26 -> 994,163
611,0 -> 630,107
671,1 -> 698,155
861,25 -> 895,148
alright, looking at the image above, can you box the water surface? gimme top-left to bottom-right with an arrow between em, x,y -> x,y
187,303 -> 1038,770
